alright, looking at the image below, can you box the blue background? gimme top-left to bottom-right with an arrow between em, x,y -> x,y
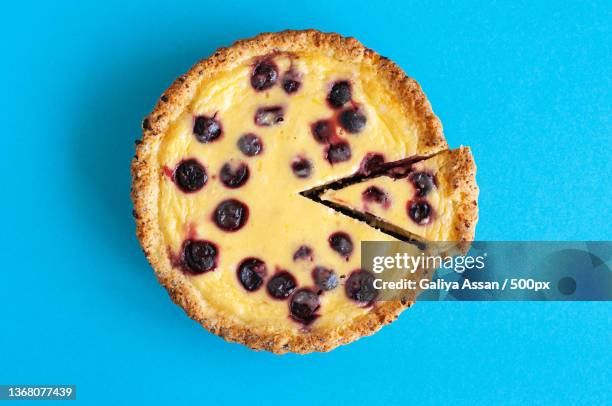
1,1 -> 610,404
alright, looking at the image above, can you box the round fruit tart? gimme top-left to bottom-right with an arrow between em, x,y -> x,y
132,30 -> 479,354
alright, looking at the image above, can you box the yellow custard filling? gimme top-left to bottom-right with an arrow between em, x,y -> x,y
156,51 -> 443,335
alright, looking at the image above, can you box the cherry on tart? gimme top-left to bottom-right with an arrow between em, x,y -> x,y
282,70 -> 301,94
193,115 -> 222,143
219,162 -> 250,188
293,245 -> 314,261
291,156 -> 313,179
311,120 -> 333,144
345,270 -> 378,304
325,141 -> 352,164
289,289 -> 320,324
267,271 -> 297,299
327,81 -> 352,108
182,240 -> 219,274
213,199 -> 249,231
328,232 -> 353,259
409,171 -> 436,197
237,133 -> 263,157
173,159 -> 207,193
408,200 -> 432,225
237,258 -> 267,292
255,106 -> 284,126
312,266 -> 339,291
339,108 -> 367,133
251,60 -> 278,91
359,153 -> 385,175
362,186 -> 390,208
133,30 -> 478,354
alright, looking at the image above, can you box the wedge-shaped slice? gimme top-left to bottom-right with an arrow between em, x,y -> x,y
320,147 -> 479,242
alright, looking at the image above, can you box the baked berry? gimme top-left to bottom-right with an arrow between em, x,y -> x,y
174,159 -> 207,193
312,266 -> 339,291
267,271 -> 297,300
329,232 -> 353,258
339,108 -> 367,133
291,157 -> 312,178
193,115 -> 222,143
293,245 -> 314,261
282,71 -> 301,94
283,79 -> 300,93
220,162 -> 249,188
213,199 -> 249,231
289,289 -> 320,324
345,270 -> 378,303
237,258 -> 267,292
251,61 -> 278,91
311,120 -> 333,144
326,141 -> 352,164
409,171 -> 436,196
255,106 -> 284,126
359,153 -> 385,175
182,240 -> 218,274
407,200 -> 432,225
327,81 -> 351,109
362,186 -> 388,205
237,133 -> 263,157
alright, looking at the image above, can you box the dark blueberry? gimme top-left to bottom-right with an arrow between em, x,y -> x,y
339,108 -> 367,133
345,270 -> 378,303
311,120 -> 333,144
174,159 -> 207,193
289,289 -> 320,324
291,157 -> 312,178
237,258 -> 267,292
359,153 -> 385,175
251,61 -> 278,91
407,200 -> 432,225
362,186 -> 388,205
328,232 -> 353,258
312,266 -> 339,291
182,240 -> 218,274
193,115 -> 222,143
220,162 -> 250,188
213,199 -> 249,231
327,81 -> 351,109
267,271 -> 297,300
293,245 -> 313,261
237,133 -> 263,157
282,71 -> 301,94
254,106 -> 284,126
326,141 -> 352,164
283,80 -> 300,93
409,171 -> 436,196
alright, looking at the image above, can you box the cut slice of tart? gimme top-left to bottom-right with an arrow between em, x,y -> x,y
132,30 -> 474,354
320,147 -> 479,242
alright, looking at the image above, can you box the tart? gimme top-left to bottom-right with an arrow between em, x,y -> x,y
131,29 -> 478,354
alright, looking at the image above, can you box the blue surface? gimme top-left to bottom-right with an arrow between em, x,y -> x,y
1,1 -> 610,404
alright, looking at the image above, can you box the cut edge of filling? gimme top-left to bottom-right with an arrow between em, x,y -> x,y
299,151 -> 440,197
